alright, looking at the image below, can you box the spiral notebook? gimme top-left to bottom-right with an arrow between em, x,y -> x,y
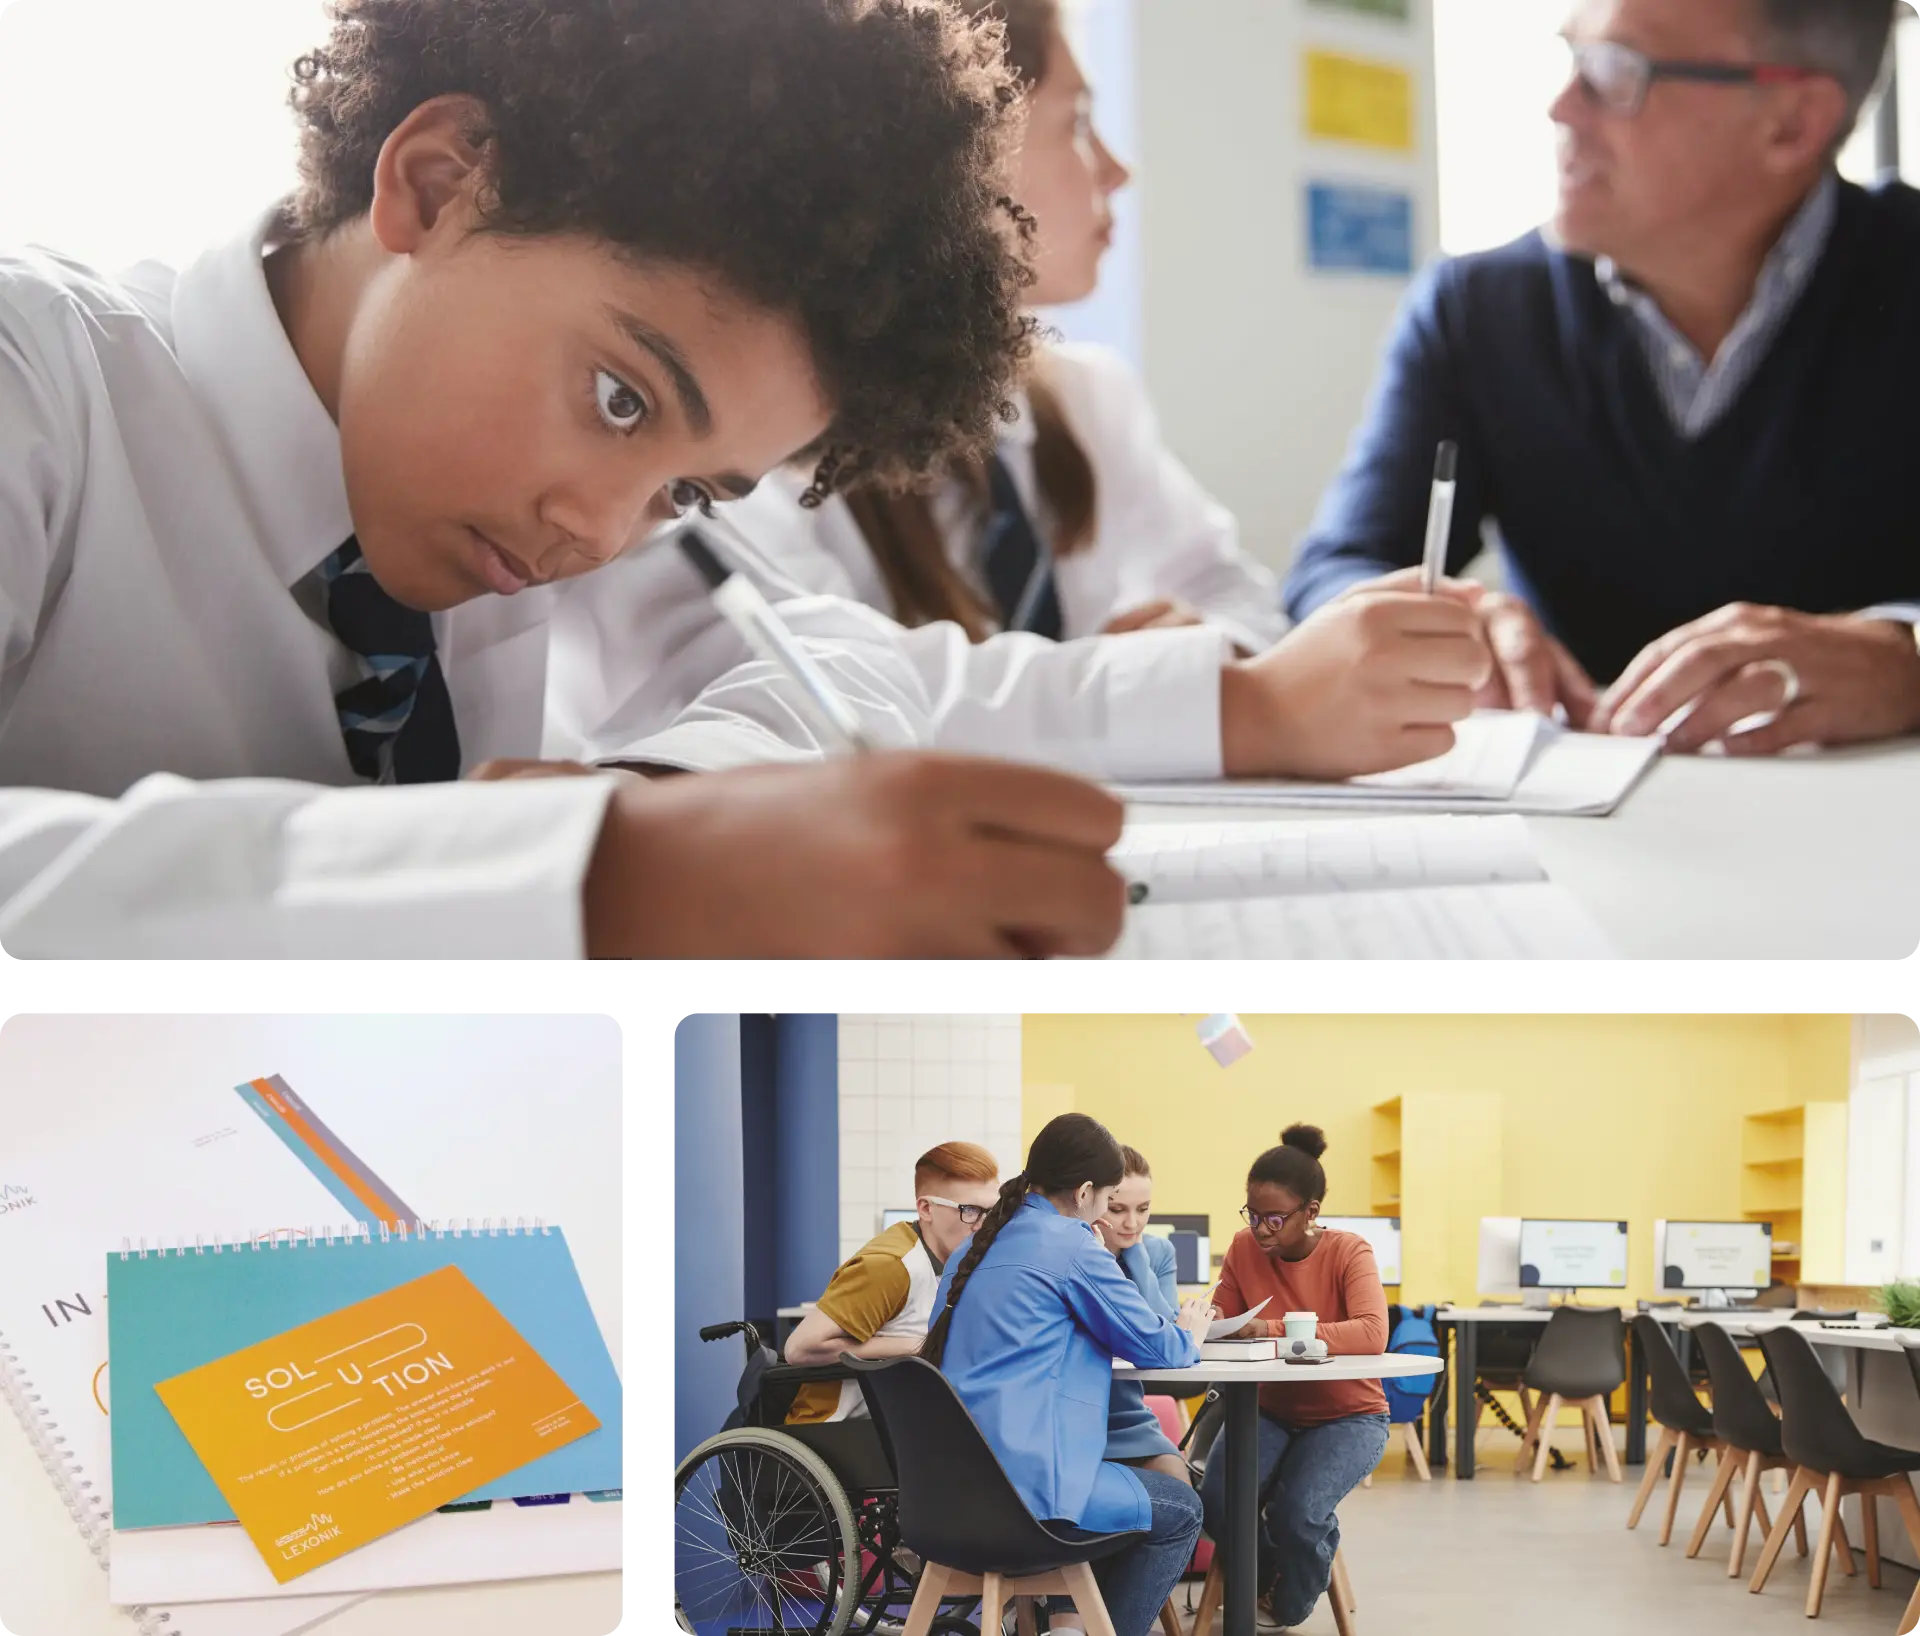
0,1080 -> 366,1636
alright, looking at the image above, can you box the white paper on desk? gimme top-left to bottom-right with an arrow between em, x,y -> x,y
1111,814 -> 1547,906
1109,880 -> 1615,959
1114,714 -> 1660,819
110,1498 -> 622,1605
1207,1298 -> 1271,1339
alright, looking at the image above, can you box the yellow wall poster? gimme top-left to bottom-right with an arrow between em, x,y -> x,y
1304,49 -> 1416,153
154,1265 -> 599,1583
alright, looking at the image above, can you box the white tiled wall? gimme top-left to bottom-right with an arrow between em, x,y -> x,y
837,1015 -> 1025,1260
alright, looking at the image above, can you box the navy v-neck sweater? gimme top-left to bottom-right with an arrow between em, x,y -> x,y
1286,178 -> 1920,684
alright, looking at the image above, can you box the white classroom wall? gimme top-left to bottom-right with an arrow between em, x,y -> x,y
1133,0 -> 1441,578
835,1016 -> 1024,1262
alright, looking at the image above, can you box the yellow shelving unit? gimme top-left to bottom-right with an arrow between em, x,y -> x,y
1740,1102 -> 1848,1286
1369,1091 -> 1502,1304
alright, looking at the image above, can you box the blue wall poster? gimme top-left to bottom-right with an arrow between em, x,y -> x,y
1306,181 -> 1416,276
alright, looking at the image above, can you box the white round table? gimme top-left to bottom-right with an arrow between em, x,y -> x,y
1115,1355 -> 1442,1636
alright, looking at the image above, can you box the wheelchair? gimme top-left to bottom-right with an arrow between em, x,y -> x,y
673,1320 -> 985,1636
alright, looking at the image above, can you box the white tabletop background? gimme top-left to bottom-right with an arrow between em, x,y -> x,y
1130,741 -> 1920,958
0,1013 -> 624,1636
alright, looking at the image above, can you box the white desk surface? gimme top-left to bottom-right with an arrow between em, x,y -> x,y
1115,1354 -> 1442,1386
0,1016 -> 623,1636
1126,739 -> 1920,959
1434,1306 -> 1563,1323
1675,1314 -> 1911,1353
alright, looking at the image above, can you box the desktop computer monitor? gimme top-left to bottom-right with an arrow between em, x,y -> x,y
1658,1220 -> 1771,1293
1319,1216 -> 1402,1286
880,1208 -> 917,1230
1518,1219 -> 1629,1291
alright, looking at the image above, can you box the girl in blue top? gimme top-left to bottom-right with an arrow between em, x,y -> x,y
1095,1146 -> 1188,1479
921,1114 -> 1209,1636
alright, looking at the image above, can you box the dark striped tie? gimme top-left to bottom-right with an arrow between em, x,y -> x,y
981,453 -> 1063,640
320,537 -> 462,785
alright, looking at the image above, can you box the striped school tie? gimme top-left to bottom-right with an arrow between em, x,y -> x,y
981,453 -> 1064,640
319,536 -> 462,784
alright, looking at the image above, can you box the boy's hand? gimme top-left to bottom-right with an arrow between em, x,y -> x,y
1221,570 -> 1492,779
582,753 -> 1128,958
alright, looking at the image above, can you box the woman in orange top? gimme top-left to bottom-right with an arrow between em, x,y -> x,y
1199,1125 -> 1391,1628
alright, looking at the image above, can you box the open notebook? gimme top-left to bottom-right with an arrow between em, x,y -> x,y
1114,711 -> 1661,818
1107,814 -> 1614,958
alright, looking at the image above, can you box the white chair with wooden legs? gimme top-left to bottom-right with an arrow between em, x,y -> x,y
1516,1308 -> 1626,1484
1690,1320 -> 1811,1578
1186,1544 -> 1356,1636
1745,1327 -> 1920,1628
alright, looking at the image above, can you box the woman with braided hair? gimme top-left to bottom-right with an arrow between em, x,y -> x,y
921,1114 -> 1211,1636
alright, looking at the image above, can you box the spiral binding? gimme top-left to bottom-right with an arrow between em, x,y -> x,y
115,1216 -> 553,1259
0,1315 -> 175,1633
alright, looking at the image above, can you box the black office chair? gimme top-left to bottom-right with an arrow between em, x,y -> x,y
1518,1307 -> 1625,1483
1626,1316 -> 1728,1545
1691,1320 -> 1809,1578
1748,1327 -> 1920,1623
1758,1314 -> 1859,1406
845,1355 -> 1164,1636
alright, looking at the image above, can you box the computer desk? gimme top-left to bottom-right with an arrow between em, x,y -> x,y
1124,738 -> 1920,958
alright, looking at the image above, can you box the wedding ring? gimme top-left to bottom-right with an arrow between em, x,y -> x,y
1746,656 -> 1802,712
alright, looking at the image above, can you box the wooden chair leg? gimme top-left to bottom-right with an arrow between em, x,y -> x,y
1835,1506 -> 1857,1577
1730,1450 -> 1763,1580
1188,1559 -> 1224,1636
1592,1397 -> 1622,1483
1751,1468 -> 1816,1594
1629,1426 -> 1676,1530
1808,1471 -> 1844,1618
1885,1479 -> 1920,1635
1061,1562 -> 1119,1636
1403,1420 -> 1431,1482
1158,1596 -> 1185,1636
902,1561 -> 953,1636
1328,1553 -> 1357,1636
1334,1548 -> 1357,1613
1361,1472 -> 1372,1489
1659,1431 -> 1695,1546
1687,1448 -> 1742,1559
979,1571 -> 1006,1636
1015,1599 -> 1040,1636
1863,1485 -> 1883,1591
1531,1394 -> 1562,1483
1583,1402 -> 1600,1475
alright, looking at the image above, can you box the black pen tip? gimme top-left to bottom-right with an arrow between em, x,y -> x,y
1434,442 -> 1458,482
677,528 -> 730,590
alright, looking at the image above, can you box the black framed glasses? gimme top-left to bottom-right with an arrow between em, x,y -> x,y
1241,1204 -> 1304,1234
1565,37 -> 1825,119
923,1195 -> 987,1226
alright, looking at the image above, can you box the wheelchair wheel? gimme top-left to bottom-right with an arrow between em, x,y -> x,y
676,1427 -> 860,1636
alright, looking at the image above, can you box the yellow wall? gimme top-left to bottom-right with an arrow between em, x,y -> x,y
1021,1015 -> 1850,1308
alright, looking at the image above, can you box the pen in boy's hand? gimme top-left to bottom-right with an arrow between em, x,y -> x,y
1420,440 -> 1459,596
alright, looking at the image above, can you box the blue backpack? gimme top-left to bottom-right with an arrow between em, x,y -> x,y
1383,1303 -> 1440,1424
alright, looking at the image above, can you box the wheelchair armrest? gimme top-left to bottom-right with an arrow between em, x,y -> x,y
763,1360 -> 859,1388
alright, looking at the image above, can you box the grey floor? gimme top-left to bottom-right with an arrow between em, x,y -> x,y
1179,1428 -> 1918,1634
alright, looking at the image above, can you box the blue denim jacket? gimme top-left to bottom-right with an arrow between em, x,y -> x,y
934,1194 -> 1200,1532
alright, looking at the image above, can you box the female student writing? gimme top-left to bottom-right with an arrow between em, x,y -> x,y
731,0 -> 1285,652
0,0 -> 1137,959
1199,1125 -> 1390,1630
922,1114 -> 1209,1636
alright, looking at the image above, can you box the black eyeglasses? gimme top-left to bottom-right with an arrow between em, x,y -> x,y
1241,1204 -> 1305,1234
923,1195 -> 987,1226
1565,37 -> 1825,119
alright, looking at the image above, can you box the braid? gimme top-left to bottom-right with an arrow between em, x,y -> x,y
921,1171 -> 1030,1366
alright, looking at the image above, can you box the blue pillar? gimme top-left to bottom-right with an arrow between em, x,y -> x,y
739,1015 -> 778,1323
772,1015 -> 840,1310
674,1015 -> 743,1464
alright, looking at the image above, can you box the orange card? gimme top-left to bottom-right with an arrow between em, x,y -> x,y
154,1264 -> 600,1583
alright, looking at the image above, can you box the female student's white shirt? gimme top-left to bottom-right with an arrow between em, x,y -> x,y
722,343 -> 1286,654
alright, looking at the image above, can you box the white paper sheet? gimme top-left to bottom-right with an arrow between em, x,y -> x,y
1206,1297 -> 1271,1339
1109,880 -> 1615,960
1113,814 -> 1548,906
110,1499 -> 623,1605
1114,714 -> 1660,818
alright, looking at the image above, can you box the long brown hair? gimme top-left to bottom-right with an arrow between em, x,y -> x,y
920,1112 -> 1123,1366
842,0 -> 1098,640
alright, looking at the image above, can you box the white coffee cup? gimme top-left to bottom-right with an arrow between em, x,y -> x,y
1283,1310 -> 1318,1342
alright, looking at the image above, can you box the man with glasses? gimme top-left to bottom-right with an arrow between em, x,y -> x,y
1287,0 -> 1920,756
784,1140 -> 1001,1422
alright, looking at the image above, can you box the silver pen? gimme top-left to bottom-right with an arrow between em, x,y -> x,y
676,525 -> 878,756
1420,440 -> 1459,595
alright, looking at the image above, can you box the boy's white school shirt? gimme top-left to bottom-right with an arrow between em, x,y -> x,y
0,209 -> 1227,957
